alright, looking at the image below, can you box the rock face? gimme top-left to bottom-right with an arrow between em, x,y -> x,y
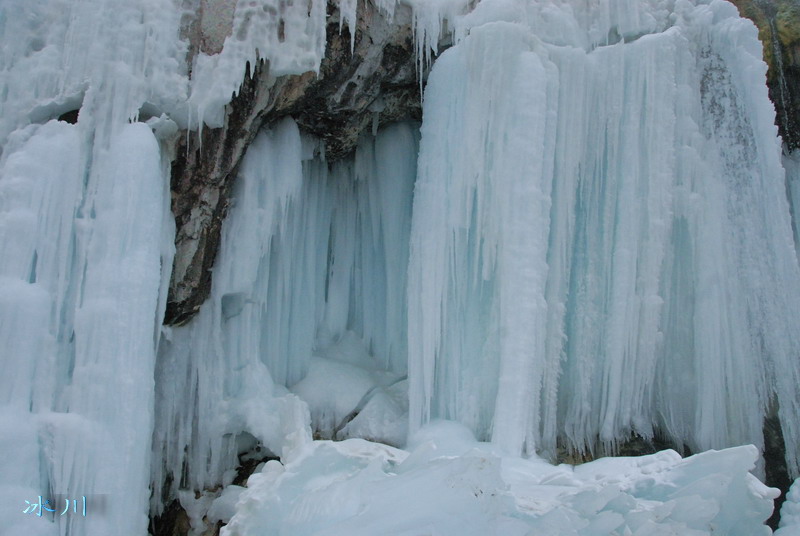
731,0 -> 800,151
165,0 -> 423,324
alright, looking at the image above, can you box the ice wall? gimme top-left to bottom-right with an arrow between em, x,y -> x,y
0,121 -> 172,535
0,1 -> 185,534
151,121 -> 419,509
0,1 -> 349,532
408,0 -> 800,477
3,0 -> 800,533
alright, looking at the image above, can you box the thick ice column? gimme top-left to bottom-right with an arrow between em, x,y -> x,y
785,151 -> 800,258
0,121 -> 169,535
408,21 -> 560,454
408,0 -> 800,470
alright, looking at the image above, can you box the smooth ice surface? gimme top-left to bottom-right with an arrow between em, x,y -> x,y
221,421 -> 778,536
407,0 -> 800,477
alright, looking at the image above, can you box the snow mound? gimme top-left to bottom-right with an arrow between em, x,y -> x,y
290,332 -> 407,443
221,422 -> 778,536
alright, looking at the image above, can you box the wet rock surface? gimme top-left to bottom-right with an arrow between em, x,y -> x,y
765,404 -> 793,529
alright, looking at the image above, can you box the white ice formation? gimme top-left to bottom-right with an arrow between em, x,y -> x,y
2,0 -> 800,534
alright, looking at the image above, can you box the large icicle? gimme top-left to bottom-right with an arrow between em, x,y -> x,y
0,120 -> 170,534
152,121 -> 419,507
408,0 -> 800,472
0,1 -> 183,534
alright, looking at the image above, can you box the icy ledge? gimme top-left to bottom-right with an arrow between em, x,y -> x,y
220,421 -> 778,536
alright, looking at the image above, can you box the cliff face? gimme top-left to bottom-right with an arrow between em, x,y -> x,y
730,0 -> 800,151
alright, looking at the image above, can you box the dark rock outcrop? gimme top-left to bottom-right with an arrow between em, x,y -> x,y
165,0 -> 424,325
731,0 -> 800,151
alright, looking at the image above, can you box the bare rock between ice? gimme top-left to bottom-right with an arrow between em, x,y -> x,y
730,0 -> 800,151
165,0 -> 425,325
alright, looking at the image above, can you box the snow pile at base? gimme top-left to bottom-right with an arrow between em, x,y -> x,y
290,331 -> 408,444
221,422 -> 777,536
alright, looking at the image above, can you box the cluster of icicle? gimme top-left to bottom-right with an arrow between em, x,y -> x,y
3,0 -> 800,534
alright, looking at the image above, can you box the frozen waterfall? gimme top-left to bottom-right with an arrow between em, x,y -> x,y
1,0 -> 800,534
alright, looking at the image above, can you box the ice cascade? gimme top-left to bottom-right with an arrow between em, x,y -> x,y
408,0 -> 800,475
1,0 -> 800,534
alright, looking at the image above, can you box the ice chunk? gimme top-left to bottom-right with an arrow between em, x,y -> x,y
291,356 -> 382,439
776,479 -> 800,535
339,380 -> 409,447
207,485 -> 246,525
221,425 -> 777,535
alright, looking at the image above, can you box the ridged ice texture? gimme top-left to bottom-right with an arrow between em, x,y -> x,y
408,0 -> 800,475
0,120 -> 172,535
151,121 -> 419,508
786,151 -> 800,261
0,1 -> 184,535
